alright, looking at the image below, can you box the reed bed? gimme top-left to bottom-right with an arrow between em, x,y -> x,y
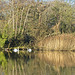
38,34 -> 75,50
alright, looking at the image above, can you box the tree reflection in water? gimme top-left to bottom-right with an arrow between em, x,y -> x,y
0,51 -> 75,75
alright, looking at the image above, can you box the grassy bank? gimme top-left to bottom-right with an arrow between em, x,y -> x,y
38,34 -> 75,50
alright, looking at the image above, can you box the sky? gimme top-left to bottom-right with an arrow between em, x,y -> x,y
1,0 -> 75,4
2,0 -> 43,1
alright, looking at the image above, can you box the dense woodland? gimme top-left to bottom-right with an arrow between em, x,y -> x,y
0,0 -> 75,48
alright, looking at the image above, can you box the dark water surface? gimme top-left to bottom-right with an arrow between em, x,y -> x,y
0,51 -> 75,75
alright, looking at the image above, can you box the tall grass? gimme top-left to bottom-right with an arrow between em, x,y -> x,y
38,34 -> 75,50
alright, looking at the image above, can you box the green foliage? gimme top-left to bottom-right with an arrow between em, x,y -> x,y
0,0 -> 75,47
0,38 -> 6,47
41,1 -> 75,34
0,24 -> 8,47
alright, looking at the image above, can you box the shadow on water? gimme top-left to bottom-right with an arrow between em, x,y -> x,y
0,50 -> 75,75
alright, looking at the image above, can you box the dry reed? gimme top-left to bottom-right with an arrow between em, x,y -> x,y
38,34 -> 75,50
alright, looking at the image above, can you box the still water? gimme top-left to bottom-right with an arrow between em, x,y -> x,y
0,51 -> 75,75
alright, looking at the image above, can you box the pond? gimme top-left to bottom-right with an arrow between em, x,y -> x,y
0,50 -> 75,75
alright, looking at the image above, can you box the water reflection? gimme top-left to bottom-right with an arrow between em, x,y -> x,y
38,51 -> 75,67
0,51 -> 75,75
38,51 -> 75,75
0,52 -> 7,75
